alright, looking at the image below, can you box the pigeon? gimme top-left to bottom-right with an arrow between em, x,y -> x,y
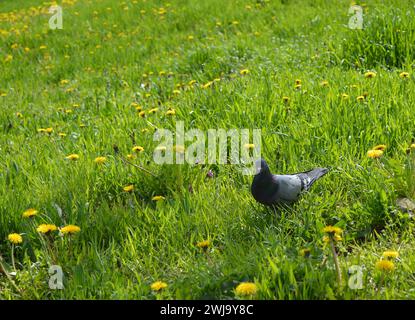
251,158 -> 329,206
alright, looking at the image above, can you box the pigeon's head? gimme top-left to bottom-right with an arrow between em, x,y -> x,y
254,158 -> 270,176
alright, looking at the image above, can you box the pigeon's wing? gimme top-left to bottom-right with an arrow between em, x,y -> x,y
295,168 -> 329,191
273,174 -> 303,202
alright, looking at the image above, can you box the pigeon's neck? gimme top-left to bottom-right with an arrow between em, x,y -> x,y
254,171 -> 274,183
251,171 -> 279,206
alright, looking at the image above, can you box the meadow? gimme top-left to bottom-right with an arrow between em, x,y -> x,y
1,0 -> 415,299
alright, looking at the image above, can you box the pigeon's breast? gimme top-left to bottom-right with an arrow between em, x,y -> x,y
251,174 -> 280,205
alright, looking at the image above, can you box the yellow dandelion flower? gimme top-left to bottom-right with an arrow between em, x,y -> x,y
152,195 -> 165,201
123,185 -> 134,192
172,89 -> 181,95
132,146 -> 144,153
65,154 -> 80,161
158,7 -> 167,15
373,144 -> 386,151
148,108 -> 159,114
244,143 -> 255,150
155,146 -> 167,152
364,71 -> 377,79
295,84 -> 302,90
37,128 -> 52,134
341,93 -> 350,100
282,96 -> 290,104
196,240 -> 211,249
94,156 -> 107,164
126,154 -> 135,160
382,251 -> 399,259
173,145 -> 185,153
201,81 -> 214,89
4,54 -> 13,63
367,149 -> 383,159
188,80 -> 197,86
60,225 -> 81,235
131,102 -> 142,111
375,259 -> 395,272
22,208 -> 38,218
399,72 -> 409,79
320,80 -> 329,87
166,109 -> 176,116
39,45 -> 47,50
151,281 -> 168,291
37,224 -> 58,234
295,79 -> 302,85
356,95 -> 365,102
299,248 -> 311,257
240,69 -> 249,75
410,143 -> 415,150
323,233 -> 342,243
139,111 -> 146,118
16,112 -> 23,118
235,282 -> 257,296
60,79 -> 69,85
8,233 -> 23,244
58,132 -> 67,137
323,226 -> 343,235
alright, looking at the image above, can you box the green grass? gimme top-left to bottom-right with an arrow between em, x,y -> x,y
1,0 -> 415,299
340,1 -> 415,69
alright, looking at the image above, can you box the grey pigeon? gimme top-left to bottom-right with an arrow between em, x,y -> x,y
251,158 -> 329,206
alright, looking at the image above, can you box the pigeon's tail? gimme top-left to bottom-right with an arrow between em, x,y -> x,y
298,168 -> 329,191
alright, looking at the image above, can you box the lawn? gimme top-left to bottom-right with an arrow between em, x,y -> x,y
1,0 -> 415,299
